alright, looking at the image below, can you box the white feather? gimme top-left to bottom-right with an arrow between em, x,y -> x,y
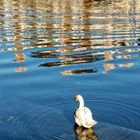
74,95 -> 97,128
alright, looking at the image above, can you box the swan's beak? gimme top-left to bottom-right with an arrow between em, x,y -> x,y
74,96 -> 78,101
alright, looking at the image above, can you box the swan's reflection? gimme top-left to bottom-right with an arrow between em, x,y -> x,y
74,124 -> 98,140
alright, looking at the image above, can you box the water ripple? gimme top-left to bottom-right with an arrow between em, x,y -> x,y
10,103 -> 75,140
6,99 -> 140,140
0,0 -> 140,140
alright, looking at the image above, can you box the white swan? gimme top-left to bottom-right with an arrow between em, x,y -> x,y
74,95 -> 97,128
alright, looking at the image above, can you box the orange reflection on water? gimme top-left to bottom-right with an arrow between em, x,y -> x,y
0,0 -> 139,74
14,53 -> 26,62
15,67 -> 27,73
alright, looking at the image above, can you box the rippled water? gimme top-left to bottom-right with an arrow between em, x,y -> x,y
0,0 -> 140,139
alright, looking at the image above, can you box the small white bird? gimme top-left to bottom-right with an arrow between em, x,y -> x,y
74,95 -> 97,128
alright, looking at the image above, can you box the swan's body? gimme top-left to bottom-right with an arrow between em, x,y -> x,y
74,95 -> 97,128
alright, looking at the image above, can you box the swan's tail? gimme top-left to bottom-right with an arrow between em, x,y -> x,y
90,119 -> 97,126
84,119 -> 97,128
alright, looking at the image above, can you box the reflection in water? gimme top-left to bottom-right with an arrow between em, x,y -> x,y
74,124 -> 98,140
15,67 -> 27,72
31,49 -> 104,67
14,53 -> 27,72
0,0 -> 140,140
0,0 -> 139,74
62,69 -> 97,76
14,53 -> 26,62
119,63 -> 134,68
103,63 -> 115,73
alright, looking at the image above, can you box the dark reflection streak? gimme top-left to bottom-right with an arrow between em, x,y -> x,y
62,68 -> 97,76
39,57 -> 101,67
138,38 -> 140,46
61,53 -> 103,59
33,42 -> 54,46
31,53 -> 57,59
70,69 -> 97,74
31,50 -> 104,59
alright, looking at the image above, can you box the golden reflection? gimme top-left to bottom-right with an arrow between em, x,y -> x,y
0,0 -> 139,74
12,0 -> 24,51
61,70 -> 73,76
104,51 -> 113,60
9,0 -> 27,73
74,124 -> 98,140
15,67 -> 27,73
14,53 -> 26,62
119,63 -> 134,68
103,63 -> 115,73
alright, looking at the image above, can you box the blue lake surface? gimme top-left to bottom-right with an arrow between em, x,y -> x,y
0,0 -> 140,139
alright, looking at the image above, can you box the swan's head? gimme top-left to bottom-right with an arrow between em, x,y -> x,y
74,95 -> 83,101
74,95 -> 84,108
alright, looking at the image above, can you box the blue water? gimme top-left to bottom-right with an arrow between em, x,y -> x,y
0,0 -> 140,139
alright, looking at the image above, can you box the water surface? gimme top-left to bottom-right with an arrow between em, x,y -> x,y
0,0 -> 140,139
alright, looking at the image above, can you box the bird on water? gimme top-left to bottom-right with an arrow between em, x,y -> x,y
74,95 -> 97,128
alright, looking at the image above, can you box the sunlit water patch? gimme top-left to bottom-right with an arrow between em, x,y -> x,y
0,0 -> 140,140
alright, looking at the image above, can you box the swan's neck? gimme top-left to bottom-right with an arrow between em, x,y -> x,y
78,97 -> 84,109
